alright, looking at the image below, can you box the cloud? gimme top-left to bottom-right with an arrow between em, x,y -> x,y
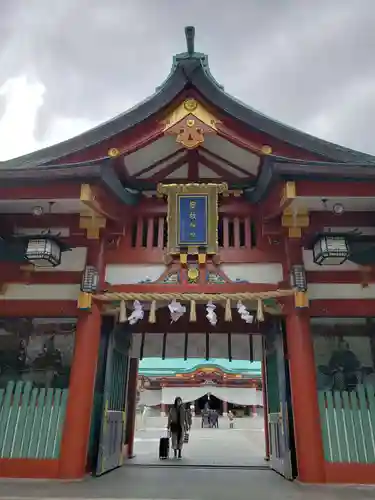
0,0 -> 374,159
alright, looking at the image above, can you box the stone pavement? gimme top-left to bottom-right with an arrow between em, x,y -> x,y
1,467 -> 375,500
133,416 -> 266,467
1,417 -> 375,500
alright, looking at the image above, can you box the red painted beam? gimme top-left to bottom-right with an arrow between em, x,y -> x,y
187,150 -> 199,180
105,282 -> 283,294
0,184 -> 81,201
132,197 -> 257,217
0,300 -> 78,317
104,245 -> 283,265
296,180 -> 375,198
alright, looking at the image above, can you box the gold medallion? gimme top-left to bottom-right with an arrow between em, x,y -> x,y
184,98 -> 198,112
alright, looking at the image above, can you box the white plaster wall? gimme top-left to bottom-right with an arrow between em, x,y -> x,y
35,247 -> 87,272
105,264 -> 166,284
221,263 -> 283,284
308,283 -> 375,300
302,249 -> 359,271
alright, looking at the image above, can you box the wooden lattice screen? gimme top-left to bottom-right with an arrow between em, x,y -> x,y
318,386 -> 375,463
0,381 -> 68,459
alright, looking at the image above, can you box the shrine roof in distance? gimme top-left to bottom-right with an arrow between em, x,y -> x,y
138,357 -> 262,378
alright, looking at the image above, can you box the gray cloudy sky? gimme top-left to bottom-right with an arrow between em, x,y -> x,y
0,0 -> 375,160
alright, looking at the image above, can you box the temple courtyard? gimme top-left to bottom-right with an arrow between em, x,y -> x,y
133,415 -> 266,467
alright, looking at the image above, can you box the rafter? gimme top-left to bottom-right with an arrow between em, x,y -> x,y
198,154 -> 243,181
200,147 -> 257,178
134,149 -> 185,178
0,184 -> 82,201
150,156 -> 187,182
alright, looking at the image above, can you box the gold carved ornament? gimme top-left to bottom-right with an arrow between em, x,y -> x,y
163,98 -> 220,149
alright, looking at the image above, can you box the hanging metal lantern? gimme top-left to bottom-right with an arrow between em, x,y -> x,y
25,237 -> 62,268
81,266 -> 99,293
313,235 -> 349,266
290,265 -> 307,291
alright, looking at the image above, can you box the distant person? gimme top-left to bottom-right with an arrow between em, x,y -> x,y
168,397 -> 186,459
328,340 -> 360,391
140,405 -> 149,429
211,409 -> 219,428
201,408 -> 209,428
185,405 -> 192,431
228,410 -> 235,429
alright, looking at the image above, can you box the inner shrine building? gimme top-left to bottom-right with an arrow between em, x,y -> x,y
1,26 -> 375,485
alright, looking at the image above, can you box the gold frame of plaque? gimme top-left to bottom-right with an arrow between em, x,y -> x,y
157,183 -> 228,256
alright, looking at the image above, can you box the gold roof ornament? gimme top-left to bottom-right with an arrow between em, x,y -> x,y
163,98 -> 220,149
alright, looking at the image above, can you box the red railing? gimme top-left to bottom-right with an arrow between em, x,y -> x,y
106,213 -> 281,264
128,215 -> 256,250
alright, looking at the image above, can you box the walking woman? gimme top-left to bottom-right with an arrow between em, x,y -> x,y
168,397 -> 186,458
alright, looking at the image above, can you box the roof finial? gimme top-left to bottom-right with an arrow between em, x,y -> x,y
185,26 -> 195,56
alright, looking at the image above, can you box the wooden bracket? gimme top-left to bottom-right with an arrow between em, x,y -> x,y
79,215 -> 106,239
79,184 -> 109,238
294,291 -> 309,308
280,181 -> 296,207
282,205 -> 309,239
77,291 -> 93,310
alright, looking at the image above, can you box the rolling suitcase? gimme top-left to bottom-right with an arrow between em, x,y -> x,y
159,436 -> 169,459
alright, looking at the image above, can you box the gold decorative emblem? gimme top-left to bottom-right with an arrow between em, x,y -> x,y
261,145 -> 272,155
184,98 -> 198,112
108,148 -> 120,157
162,98 -> 220,150
187,267 -> 199,283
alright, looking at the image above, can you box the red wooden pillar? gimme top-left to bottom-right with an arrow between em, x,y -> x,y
59,304 -> 102,479
261,349 -> 270,461
286,310 -> 325,483
59,242 -> 104,479
126,358 -> 139,458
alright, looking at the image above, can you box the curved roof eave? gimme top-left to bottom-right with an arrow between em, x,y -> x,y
0,161 -> 140,205
189,66 -> 375,165
244,157 -> 375,204
2,26 -> 374,171
0,63 -> 192,170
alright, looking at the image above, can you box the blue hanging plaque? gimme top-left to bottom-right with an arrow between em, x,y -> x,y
177,195 -> 208,246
